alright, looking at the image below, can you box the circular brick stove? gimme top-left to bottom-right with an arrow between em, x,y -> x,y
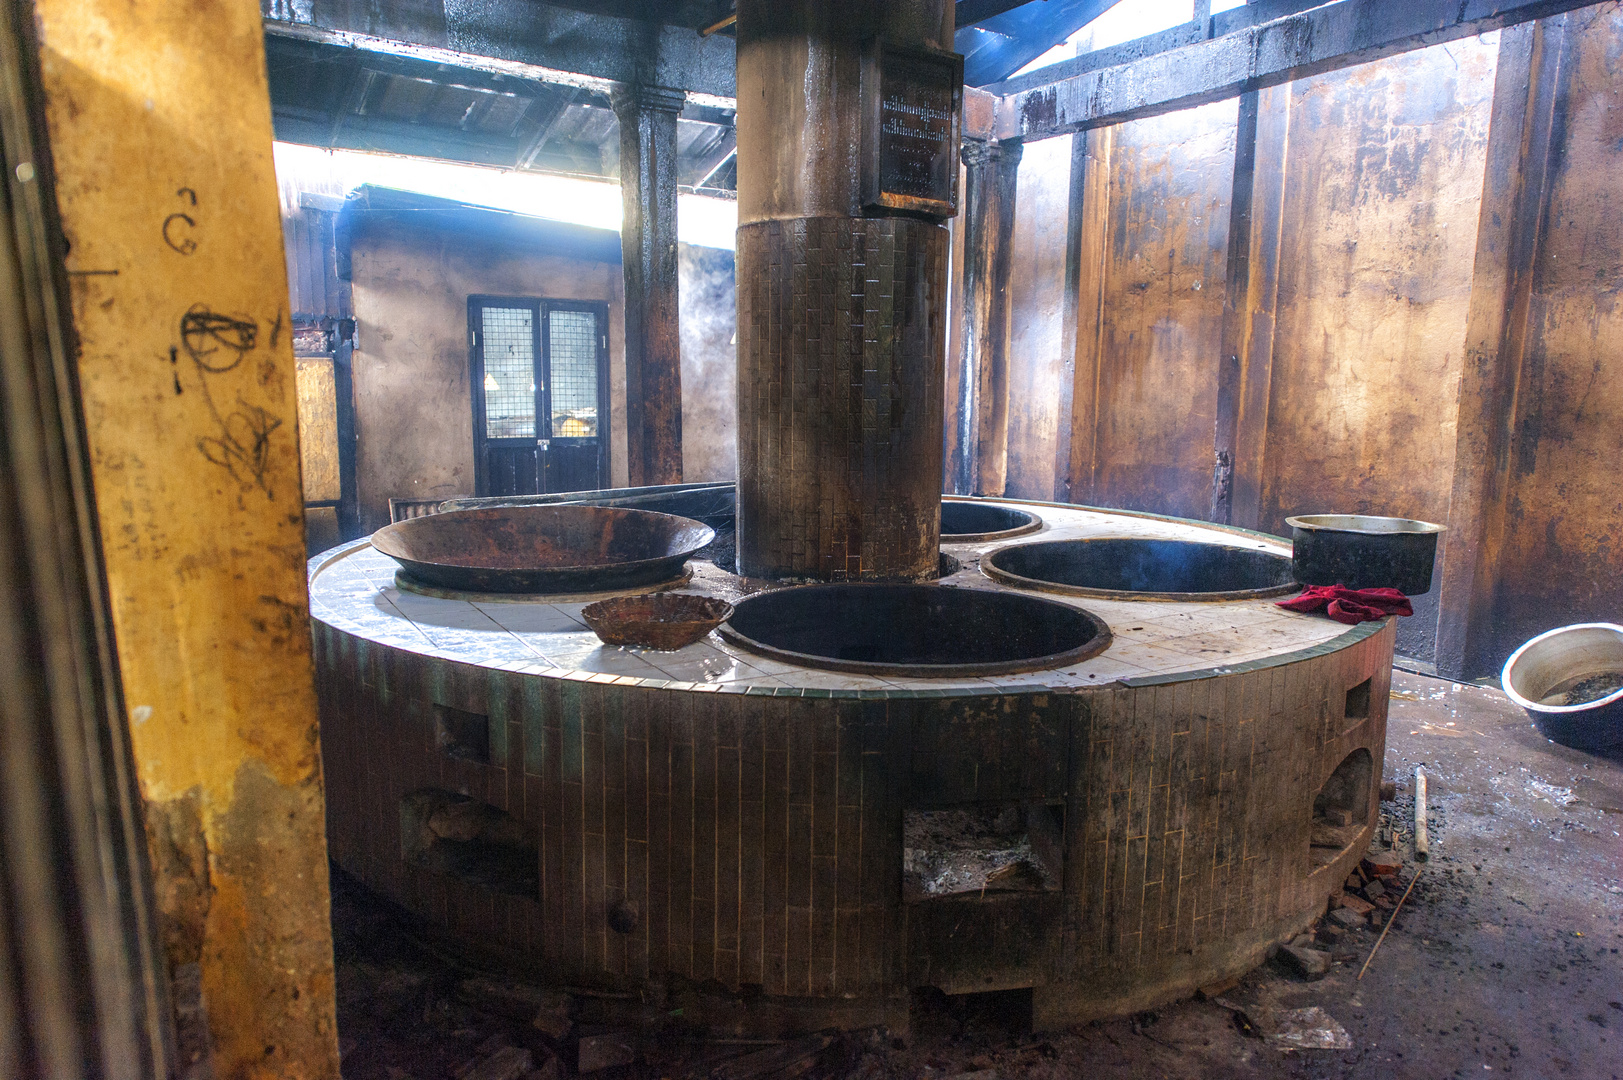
309,496 -> 1392,1032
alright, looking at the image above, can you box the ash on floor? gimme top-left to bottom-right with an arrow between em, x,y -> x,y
331,672 -> 1623,1079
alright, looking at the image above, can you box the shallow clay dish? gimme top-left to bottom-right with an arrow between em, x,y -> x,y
581,593 -> 734,650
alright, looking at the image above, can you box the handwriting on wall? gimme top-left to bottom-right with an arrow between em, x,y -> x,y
178,304 -> 284,498
163,187 -> 197,255
158,189 -> 287,499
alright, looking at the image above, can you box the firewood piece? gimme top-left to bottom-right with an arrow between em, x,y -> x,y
711,1033 -> 834,1080
455,1046 -> 533,1080
985,858 -> 1046,890
1358,866 -> 1423,980
577,1035 -> 636,1073
1413,767 -> 1430,861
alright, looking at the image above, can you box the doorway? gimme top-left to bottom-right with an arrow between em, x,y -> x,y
469,296 -> 609,497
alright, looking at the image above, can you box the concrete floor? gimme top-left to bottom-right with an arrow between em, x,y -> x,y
332,671 -> 1623,1080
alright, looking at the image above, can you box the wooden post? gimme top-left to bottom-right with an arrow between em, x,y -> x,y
955,135 -> 1021,497
27,0 -> 341,1074
1434,17 -> 1572,680
0,5 -> 171,1071
1211,83 -> 1291,529
613,83 -> 686,487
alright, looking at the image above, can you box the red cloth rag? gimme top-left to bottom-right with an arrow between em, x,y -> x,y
1275,585 -> 1413,625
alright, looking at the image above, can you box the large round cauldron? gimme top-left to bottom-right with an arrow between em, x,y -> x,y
371,506 -> 714,594
720,583 -> 1110,677
984,537 -> 1296,600
940,501 -> 1042,541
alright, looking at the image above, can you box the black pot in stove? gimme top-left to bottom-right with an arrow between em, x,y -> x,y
1286,514 -> 1446,595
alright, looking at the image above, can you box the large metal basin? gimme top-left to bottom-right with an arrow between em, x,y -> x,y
371,505 -> 714,594
720,583 -> 1110,677
1502,623 -> 1623,750
984,537 -> 1296,601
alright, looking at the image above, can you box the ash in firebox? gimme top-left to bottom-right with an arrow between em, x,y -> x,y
903,804 -> 1060,901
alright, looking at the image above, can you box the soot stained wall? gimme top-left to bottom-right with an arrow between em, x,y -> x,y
348,225 -> 626,532
1260,37 -> 1500,661
1488,5 -> 1623,665
985,24 -> 1623,673
1066,100 -> 1238,521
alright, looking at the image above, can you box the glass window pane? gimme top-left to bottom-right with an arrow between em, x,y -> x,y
548,310 -> 598,438
482,306 -> 535,439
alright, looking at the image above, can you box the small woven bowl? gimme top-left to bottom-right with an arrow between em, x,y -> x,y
581,593 -> 734,650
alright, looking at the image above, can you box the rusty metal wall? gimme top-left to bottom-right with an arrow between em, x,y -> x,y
1067,100 -> 1238,521
1257,39 -> 1500,661
1486,4 -> 1623,664
1257,44 -> 1499,538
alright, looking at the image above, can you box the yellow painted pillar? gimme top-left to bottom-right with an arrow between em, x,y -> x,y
29,1 -> 340,1076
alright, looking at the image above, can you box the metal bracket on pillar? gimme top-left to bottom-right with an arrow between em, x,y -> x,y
953,135 -> 1021,497
612,83 -> 687,486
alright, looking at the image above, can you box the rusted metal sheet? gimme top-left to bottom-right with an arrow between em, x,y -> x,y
1467,4 -> 1623,669
1256,42 -> 1499,538
996,0 -> 1604,142
31,0 -> 340,1074
1003,134 -> 1074,501
1435,19 -> 1571,678
1069,101 -> 1238,520
1256,41 -> 1498,661
1211,84 -> 1292,529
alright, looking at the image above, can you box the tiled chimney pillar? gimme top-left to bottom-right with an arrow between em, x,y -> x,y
733,0 -> 955,581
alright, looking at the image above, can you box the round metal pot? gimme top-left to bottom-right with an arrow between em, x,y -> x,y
1501,623 -> 1623,750
1285,514 -> 1445,595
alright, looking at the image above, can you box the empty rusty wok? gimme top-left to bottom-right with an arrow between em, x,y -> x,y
370,505 -> 715,594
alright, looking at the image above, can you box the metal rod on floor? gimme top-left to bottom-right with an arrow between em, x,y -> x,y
1357,867 -> 1421,981
1413,766 -> 1430,861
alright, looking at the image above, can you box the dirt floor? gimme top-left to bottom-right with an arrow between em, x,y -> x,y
331,671 -> 1623,1080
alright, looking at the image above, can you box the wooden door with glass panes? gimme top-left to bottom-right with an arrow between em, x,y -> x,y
469,297 -> 609,498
